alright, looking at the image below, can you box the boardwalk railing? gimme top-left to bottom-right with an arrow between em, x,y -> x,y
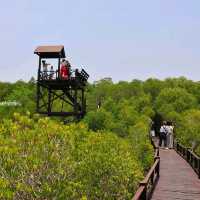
132,139 -> 160,200
174,141 -> 200,178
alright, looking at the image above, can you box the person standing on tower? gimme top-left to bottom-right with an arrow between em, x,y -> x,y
60,59 -> 68,79
42,60 -> 50,79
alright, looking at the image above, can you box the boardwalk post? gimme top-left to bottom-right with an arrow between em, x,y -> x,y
198,159 -> 200,179
186,149 -> 190,162
157,158 -> 160,177
139,182 -> 147,200
132,147 -> 160,200
151,171 -> 154,185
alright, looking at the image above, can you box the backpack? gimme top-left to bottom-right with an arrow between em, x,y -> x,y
163,126 -> 168,135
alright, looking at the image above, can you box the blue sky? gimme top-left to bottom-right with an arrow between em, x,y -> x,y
0,0 -> 200,82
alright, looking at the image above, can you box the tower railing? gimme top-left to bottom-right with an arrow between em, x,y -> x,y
38,68 -> 89,83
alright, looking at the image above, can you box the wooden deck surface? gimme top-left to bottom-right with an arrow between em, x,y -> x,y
151,149 -> 200,200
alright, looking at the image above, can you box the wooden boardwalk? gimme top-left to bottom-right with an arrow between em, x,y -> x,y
151,149 -> 200,200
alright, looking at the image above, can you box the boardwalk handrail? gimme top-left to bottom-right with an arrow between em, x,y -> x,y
132,138 -> 160,200
174,140 -> 200,179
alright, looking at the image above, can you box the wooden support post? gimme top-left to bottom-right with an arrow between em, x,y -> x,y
151,171 -> 154,185
36,84 -> 40,113
157,158 -> 160,177
38,57 -> 41,80
47,88 -> 52,115
36,57 -> 42,112
58,57 -> 61,79
74,88 -> 78,119
198,159 -> 200,179
81,89 -> 84,114
195,157 -> 197,170
187,149 -> 189,162
139,182 -> 147,200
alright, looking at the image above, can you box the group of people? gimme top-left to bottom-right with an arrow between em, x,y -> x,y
159,121 -> 174,149
41,59 -> 72,80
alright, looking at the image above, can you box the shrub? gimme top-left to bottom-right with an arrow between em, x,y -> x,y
0,114 -> 144,199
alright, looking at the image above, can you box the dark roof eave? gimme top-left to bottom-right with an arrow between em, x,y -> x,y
34,45 -> 66,58
34,52 -> 66,59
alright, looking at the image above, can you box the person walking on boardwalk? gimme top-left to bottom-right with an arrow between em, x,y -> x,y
159,121 -> 168,149
167,121 -> 174,149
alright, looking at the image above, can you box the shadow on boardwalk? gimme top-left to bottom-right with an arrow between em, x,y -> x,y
151,149 -> 200,200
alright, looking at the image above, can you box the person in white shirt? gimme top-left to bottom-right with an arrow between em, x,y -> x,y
42,60 -> 50,79
49,65 -> 54,80
159,122 -> 168,148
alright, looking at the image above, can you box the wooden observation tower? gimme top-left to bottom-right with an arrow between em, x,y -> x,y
34,45 -> 89,119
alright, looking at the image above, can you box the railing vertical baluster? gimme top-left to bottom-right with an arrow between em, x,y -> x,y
187,149 -> 189,162
151,171 -> 154,186
180,145 -> 182,155
184,147 -> 186,158
195,158 -> 198,170
176,142 -> 200,179
191,154 -> 193,168
193,155 -> 194,169
195,157 -> 197,170
198,158 -> 200,179
140,183 -> 147,200
189,151 -> 191,163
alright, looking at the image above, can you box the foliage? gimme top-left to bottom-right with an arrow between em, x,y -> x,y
0,80 -> 36,118
0,114 -> 143,199
2,76 -> 200,198
155,87 -> 198,117
175,110 -> 200,153
83,109 -> 114,132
